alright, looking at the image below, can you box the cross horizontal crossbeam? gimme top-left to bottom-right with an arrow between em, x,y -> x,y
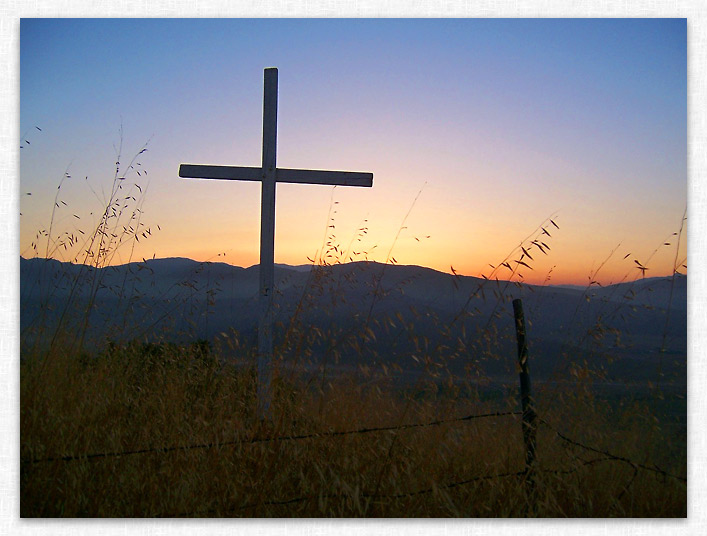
179,164 -> 373,187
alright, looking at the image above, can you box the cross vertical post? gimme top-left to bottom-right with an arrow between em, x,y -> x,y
259,67 -> 278,419
178,67 -> 373,421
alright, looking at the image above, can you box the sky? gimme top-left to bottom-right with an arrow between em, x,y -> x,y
19,18 -> 687,286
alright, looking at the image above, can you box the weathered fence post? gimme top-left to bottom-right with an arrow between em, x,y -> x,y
513,298 -> 537,513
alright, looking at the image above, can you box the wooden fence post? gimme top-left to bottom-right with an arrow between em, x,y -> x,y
513,298 -> 537,512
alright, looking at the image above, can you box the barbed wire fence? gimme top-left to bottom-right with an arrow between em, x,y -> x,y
20,298 -> 686,516
20,397 -> 686,514
20,406 -> 685,516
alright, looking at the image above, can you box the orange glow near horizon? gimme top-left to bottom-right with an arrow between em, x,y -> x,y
20,19 -> 686,289
19,173 -> 687,287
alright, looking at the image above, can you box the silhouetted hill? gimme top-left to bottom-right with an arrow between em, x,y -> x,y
20,256 -> 686,385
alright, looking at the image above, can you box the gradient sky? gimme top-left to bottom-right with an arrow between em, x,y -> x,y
19,18 -> 687,285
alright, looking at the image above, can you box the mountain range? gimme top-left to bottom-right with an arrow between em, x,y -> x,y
20,256 -> 686,386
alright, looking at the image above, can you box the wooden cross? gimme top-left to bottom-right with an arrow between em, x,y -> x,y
179,67 -> 373,419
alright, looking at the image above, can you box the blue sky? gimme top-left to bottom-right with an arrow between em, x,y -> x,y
19,18 -> 687,284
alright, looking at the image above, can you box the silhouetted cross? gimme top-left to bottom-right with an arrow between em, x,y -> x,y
179,67 -> 373,419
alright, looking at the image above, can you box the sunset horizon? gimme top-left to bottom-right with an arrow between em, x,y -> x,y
18,249 -> 686,289
20,19 -> 686,288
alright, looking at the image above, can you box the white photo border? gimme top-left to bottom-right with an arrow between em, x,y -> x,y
2,2 -> 703,535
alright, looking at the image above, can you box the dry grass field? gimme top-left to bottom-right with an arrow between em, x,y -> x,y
19,150 -> 686,517
20,339 -> 686,517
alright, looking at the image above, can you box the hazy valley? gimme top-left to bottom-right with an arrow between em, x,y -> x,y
20,256 -> 686,389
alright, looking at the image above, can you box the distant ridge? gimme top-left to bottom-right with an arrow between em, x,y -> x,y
20,254 -> 686,384
19,255 -> 686,315
20,255 -> 685,291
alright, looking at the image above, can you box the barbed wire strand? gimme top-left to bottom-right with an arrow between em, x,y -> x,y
23,410 -> 521,464
165,453 -> 667,517
164,469 -> 528,517
25,412 -> 686,486
538,417 -> 686,483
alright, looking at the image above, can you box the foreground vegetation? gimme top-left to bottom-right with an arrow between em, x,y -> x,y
20,339 -> 686,517
19,141 -> 686,517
